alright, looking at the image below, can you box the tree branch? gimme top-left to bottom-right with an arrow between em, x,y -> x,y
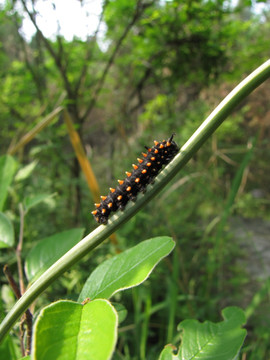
82,0 -> 153,121
74,0 -> 108,97
20,0 -> 74,100
11,11 -> 45,102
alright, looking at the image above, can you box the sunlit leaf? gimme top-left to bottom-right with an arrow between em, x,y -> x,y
159,307 -> 247,360
14,160 -> 38,182
32,299 -> 118,360
78,236 -> 175,302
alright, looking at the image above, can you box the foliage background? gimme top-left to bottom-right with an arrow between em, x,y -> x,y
0,0 -> 269,358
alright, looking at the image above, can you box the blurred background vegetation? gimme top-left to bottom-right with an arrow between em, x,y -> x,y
0,0 -> 269,358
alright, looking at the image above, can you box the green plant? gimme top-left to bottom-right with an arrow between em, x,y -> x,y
0,60 -> 270,359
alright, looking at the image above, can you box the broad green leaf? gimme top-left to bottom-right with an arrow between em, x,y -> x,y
14,160 -> 38,182
32,299 -> 118,360
25,228 -> 84,283
0,212 -> 14,248
159,307 -> 247,360
0,155 -> 17,211
23,193 -> 56,213
78,236 -> 175,302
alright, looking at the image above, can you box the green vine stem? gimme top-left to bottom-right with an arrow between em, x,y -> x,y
1,59 -> 270,343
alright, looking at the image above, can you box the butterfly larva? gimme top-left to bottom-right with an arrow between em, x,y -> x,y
92,134 -> 179,224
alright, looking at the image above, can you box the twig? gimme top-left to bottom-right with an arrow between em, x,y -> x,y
11,9 -> 45,101
16,203 -> 25,295
82,0 -> 153,120
3,265 -> 21,300
3,265 -> 32,355
20,0 -> 74,99
74,0 -> 108,96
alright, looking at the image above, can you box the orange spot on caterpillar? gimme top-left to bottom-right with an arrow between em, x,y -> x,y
118,180 -> 124,185
126,186 -> 132,191
95,203 -> 100,208
126,171 -> 132,177
137,158 -> 143,163
110,188 -> 115,193
117,195 -> 122,201
132,164 -> 138,170
101,196 -> 107,201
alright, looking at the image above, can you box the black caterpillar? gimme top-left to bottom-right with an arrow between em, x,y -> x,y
92,134 -> 179,224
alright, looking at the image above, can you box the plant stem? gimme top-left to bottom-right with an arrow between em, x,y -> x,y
17,203 -> 25,295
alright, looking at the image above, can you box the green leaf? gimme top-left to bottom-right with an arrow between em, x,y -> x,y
0,334 -> 18,360
0,212 -> 14,248
0,155 -> 17,211
1,284 -> 16,309
158,345 -> 177,360
159,307 -> 247,360
32,299 -> 118,360
14,160 -> 38,182
78,236 -> 175,302
23,193 -> 56,213
25,228 -> 84,283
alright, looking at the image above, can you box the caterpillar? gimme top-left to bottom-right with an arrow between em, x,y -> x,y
92,134 -> 179,224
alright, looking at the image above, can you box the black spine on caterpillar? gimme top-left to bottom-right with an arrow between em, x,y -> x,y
92,134 -> 179,224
